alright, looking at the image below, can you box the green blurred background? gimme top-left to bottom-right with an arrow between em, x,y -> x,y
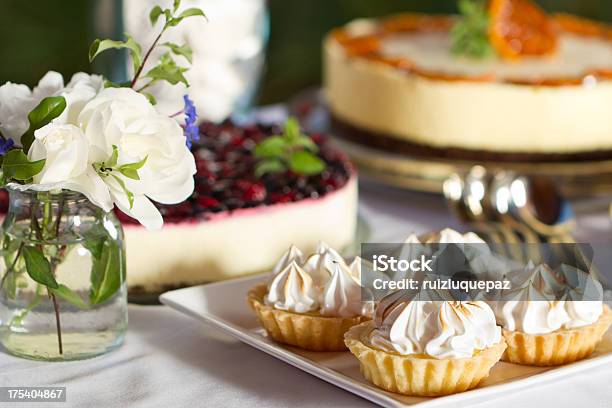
0,0 -> 610,105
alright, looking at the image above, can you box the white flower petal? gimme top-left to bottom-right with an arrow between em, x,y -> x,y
111,188 -> 163,230
32,71 -> 64,100
8,169 -> 113,214
0,82 -> 35,143
62,170 -> 113,212
30,124 -> 89,184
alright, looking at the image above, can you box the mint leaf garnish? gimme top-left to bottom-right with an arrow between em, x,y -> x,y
451,0 -> 494,59
254,117 -> 327,178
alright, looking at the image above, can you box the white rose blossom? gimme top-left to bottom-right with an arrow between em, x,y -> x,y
4,70 -> 196,230
0,83 -> 38,143
25,123 -> 113,212
78,88 -> 196,229
0,71 -> 104,146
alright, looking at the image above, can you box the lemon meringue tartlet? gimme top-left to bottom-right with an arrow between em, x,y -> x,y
345,294 -> 506,396
248,243 -> 372,351
500,304 -> 612,366
491,264 -> 612,366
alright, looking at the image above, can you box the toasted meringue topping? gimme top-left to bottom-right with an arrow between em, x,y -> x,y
321,261 -> 367,317
369,298 -> 501,359
265,261 -> 318,314
271,245 -> 305,276
265,243 -> 371,318
491,264 -> 603,334
302,241 -> 347,287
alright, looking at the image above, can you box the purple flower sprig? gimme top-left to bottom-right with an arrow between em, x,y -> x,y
0,138 -> 14,156
183,94 -> 199,149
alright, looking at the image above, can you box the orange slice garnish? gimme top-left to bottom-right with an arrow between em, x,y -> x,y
489,0 -> 559,59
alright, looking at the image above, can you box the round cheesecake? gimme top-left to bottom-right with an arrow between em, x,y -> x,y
119,121 -> 358,294
324,13 -> 612,158
124,177 -> 356,292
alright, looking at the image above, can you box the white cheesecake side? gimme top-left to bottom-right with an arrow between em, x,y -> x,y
125,176 -> 358,292
325,19 -> 612,154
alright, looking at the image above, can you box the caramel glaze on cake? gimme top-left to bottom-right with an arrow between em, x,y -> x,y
325,13 -> 612,161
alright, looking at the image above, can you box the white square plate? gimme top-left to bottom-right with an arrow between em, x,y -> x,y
160,275 -> 612,408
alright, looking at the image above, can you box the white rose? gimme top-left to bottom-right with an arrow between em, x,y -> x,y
79,88 -> 196,229
60,72 -> 105,125
0,72 -> 64,144
32,71 -> 65,101
0,71 -> 103,145
25,122 -> 113,211
0,82 -> 35,142
29,124 -> 88,184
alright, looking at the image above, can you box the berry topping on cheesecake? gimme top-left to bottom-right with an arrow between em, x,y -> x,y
114,118 -> 354,225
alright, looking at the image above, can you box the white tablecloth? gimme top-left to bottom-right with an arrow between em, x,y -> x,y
1,181 -> 611,408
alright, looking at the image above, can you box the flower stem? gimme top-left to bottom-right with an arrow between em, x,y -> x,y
48,290 -> 63,355
131,30 -> 165,88
0,242 -> 24,290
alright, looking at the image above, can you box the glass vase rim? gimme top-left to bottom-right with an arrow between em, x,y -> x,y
5,185 -> 89,201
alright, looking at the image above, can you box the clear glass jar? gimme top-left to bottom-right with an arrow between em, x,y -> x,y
0,187 -> 127,361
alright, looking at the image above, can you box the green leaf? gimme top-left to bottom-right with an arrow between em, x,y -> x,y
124,34 -> 143,73
255,159 -> 286,178
112,175 -> 135,209
89,36 -> 142,73
294,135 -> 319,152
288,151 -> 325,176
160,42 -> 193,63
2,150 -> 45,181
21,96 -> 67,152
118,155 -> 148,180
82,223 -> 112,260
145,53 -> 189,86
173,0 -> 181,12
451,0 -> 494,59
104,80 -> 132,88
83,238 -> 104,260
254,136 -> 288,159
143,92 -> 157,105
51,284 -> 89,309
165,8 -> 206,28
284,117 -> 301,140
149,5 -> 165,26
107,145 -> 119,168
89,240 -> 122,305
118,168 -> 139,180
22,246 -> 58,289
119,156 -> 148,172
177,7 -> 206,20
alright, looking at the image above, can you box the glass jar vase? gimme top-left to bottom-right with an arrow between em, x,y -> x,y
0,187 -> 127,361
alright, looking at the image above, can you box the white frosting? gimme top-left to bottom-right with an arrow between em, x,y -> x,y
564,301 -> 604,329
264,243 -> 370,318
403,229 -> 486,245
492,264 -> 604,334
321,262 -> 366,317
434,228 -> 485,244
265,261 -> 318,314
271,244 -> 304,276
370,300 -> 501,359
302,241 -> 346,287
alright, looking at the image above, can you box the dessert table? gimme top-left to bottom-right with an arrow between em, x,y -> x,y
1,181 -> 611,408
